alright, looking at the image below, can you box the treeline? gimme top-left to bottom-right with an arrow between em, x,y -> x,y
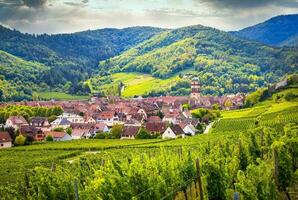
0,105 -> 63,124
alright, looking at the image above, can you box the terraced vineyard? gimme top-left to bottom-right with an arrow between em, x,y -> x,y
212,95 -> 298,133
1,89 -> 297,199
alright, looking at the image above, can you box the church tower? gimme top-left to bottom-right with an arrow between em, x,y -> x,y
190,77 -> 201,99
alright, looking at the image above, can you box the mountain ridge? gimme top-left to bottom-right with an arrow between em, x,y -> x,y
232,14 -> 298,47
0,14 -> 298,101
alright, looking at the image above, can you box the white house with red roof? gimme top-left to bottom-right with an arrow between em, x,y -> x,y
0,131 -> 12,148
5,116 -> 28,130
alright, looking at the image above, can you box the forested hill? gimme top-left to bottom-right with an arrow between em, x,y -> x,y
0,25 -> 163,87
97,24 -> 298,95
0,50 -> 50,101
232,14 -> 298,47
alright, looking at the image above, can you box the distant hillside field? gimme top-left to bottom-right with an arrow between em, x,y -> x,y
88,72 -> 182,97
37,92 -> 89,101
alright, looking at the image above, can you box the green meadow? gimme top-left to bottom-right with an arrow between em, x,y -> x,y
38,92 -> 89,101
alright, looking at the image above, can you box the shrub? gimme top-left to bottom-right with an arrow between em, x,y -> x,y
45,135 -> 54,142
14,135 -> 26,146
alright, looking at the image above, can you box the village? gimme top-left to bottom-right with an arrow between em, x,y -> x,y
0,79 -> 245,148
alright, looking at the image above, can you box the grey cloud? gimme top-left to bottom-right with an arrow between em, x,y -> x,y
22,0 -> 48,8
0,0 -> 47,8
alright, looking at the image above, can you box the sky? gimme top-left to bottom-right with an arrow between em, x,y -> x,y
0,0 -> 297,34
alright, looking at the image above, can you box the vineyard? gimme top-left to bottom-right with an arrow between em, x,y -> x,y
0,93 -> 297,199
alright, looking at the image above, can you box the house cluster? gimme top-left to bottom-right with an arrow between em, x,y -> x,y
0,78 -> 245,148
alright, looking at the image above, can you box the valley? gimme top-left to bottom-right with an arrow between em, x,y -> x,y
0,12 -> 297,200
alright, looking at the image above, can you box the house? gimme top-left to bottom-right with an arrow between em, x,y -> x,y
45,131 -> 72,141
124,119 -> 142,127
72,128 -> 90,139
70,123 -> 94,139
147,116 -> 162,123
94,122 -> 109,133
51,118 -> 71,129
30,117 -> 51,132
97,111 -> 119,122
162,110 -> 180,124
121,126 -> 140,139
5,116 -> 28,130
145,122 -> 167,134
20,125 -> 45,141
84,117 -> 96,124
162,125 -> 185,139
179,123 -> 196,136
0,132 -> 12,148
57,113 -> 84,123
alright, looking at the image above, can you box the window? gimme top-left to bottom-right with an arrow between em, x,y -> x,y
1,144 -> 3,147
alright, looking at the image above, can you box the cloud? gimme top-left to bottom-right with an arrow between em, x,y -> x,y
0,0 -> 297,33
22,0 -> 48,8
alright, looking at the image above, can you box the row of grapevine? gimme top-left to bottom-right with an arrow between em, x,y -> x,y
1,122 -> 297,199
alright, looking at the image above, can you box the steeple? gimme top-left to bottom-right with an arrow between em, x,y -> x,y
190,77 -> 200,99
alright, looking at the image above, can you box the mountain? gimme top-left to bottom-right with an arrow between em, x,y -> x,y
1,17 -> 298,101
0,25 -> 164,88
232,14 -> 298,47
0,50 -> 50,101
95,24 -> 298,96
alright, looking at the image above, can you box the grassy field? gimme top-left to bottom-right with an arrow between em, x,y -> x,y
89,72 -> 182,97
38,92 -> 89,100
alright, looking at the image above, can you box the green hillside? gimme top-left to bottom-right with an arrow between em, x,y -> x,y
88,72 -> 190,97
98,25 -> 298,96
0,26 -> 163,98
0,50 -> 50,101
212,85 -> 298,133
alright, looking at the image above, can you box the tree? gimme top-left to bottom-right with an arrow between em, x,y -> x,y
284,92 -> 296,101
45,135 -> 54,142
25,135 -> 34,145
157,110 -> 164,119
48,115 -> 57,123
53,127 -> 64,132
66,127 -> 72,135
15,135 -> 26,146
110,124 -> 123,139
136,128 -> 152,139
5,127 -> 16,142
32,92 -> 39,101
212,103 -> 220,110
95,132 -> 106,139
224,99 -> 233,109
182,104 -> 191,110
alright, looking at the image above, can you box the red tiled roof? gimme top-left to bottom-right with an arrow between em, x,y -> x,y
7,116 -> 28,125
0,132 -> 12,142
147,116 -> 162,122
122,126 -> 140,136
45,131 -> 66,138
95,123 -> 107,131
97,111 -> 115,119
145,122 -> 167,133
